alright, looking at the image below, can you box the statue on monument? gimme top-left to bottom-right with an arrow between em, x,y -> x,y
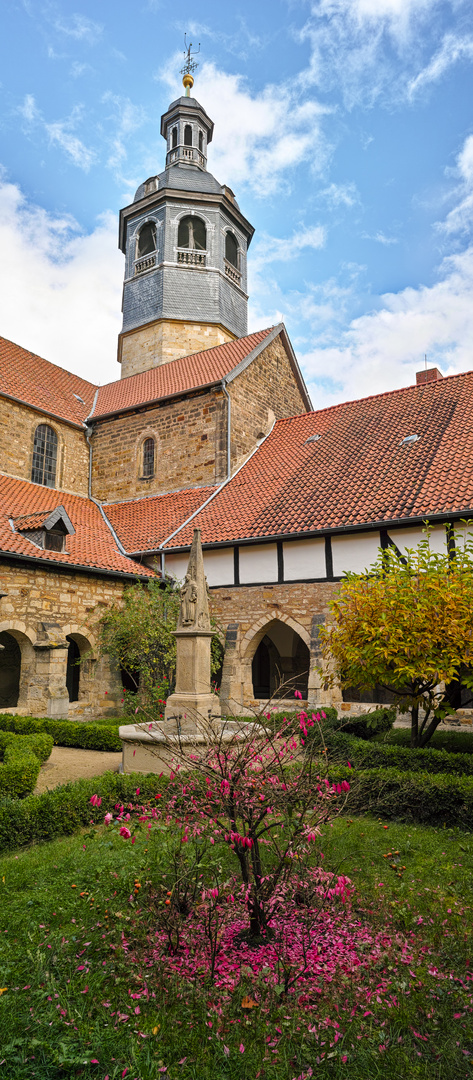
177,529 -> 211,632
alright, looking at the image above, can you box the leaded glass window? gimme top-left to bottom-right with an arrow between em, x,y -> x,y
142,437 -> 155,478
31,425 -> 57,488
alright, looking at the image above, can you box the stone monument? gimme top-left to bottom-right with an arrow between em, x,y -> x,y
164,528 -> 221,732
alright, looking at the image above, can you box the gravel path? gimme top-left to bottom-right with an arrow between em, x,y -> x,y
34,746 -> 122,794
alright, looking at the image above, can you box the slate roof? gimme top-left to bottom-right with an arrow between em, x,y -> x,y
161,370 -> 473,548
91,328 -> 276,418
0,475 -> 153,578
105,486 -> 217,553
0,337 -> 97,426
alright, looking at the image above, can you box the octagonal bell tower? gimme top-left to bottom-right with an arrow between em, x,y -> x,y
118,68 -> 254,379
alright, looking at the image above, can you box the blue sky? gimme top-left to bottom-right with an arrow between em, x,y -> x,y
1,0 -> 473,408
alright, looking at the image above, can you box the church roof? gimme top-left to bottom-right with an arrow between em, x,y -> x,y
134,163 -> 224,203
0,336 -> 97,427
0,474 -> 154,579
91,328 -> 277,419
104,485 -> 217,553
160,369 -> 473,548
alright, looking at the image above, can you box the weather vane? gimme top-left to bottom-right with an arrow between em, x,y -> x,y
180,34 -> 200,95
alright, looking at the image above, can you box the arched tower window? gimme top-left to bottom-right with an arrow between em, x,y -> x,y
198,130 -> 203,153
184,124 -> 193,147
178,215 -> 206,251
31,424 -> 58,488
171,126 -> 177,149
225,232 -> 239,269
141,437 -> 155,479
137,222 -> 156,258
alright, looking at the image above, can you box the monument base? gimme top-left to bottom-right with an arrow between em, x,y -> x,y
120,718 -> 257,775
164,691 -> 221,733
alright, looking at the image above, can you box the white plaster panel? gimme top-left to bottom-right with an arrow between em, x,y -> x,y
203,548 -> 234,587
239,544 -> 278,584
454,522 -> 473,551
164,553 -> 189,581
283,538 -> 326,580
332,532 -> 382,576
388,525 -> 448,555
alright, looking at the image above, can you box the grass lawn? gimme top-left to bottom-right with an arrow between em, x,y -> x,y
0,808 -> 472,1079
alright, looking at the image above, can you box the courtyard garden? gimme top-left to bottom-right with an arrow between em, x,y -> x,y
0,705 -> 473,1078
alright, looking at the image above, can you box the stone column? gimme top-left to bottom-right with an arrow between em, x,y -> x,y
33,622 -> 70,719
165,529 -> 220,733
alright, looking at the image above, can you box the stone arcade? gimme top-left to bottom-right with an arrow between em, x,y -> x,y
1,70 -> 473,722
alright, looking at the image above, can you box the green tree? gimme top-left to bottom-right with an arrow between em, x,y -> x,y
97,579 -> 224,719
319,530 -> 473,747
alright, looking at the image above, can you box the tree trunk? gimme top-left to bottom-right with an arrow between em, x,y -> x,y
411,703 -> 419,748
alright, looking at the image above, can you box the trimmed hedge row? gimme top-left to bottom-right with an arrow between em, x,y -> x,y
327,730 -> 473,777
0,732 -> 54,798
385,727 -> 473,756
0,771 -> 168,854
330,764 -> 473,830
0,714 -> 121,751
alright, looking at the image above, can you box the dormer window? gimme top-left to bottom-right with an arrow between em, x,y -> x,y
13,506 -> 75,553
184,124 -> 193,147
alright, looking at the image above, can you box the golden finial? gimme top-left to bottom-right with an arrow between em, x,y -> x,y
180,35 -> 200,97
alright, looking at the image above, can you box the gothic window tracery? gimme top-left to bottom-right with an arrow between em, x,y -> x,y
31,424 -> 58,488
178,215 -> 206,251
137,221 -> 157,259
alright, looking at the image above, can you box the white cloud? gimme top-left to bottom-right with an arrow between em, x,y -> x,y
320,182 -> 359,208
300,245 -> 473,408
0,174 -> 122,385
408,32 -> 473,96
52,14 -> 103,45
362,230 -> 399,244
101,92 -> 147,176
252,226 -> 326,271
158,59 -> 331,195
17,96 -> 96,172
437,133 -> 473,235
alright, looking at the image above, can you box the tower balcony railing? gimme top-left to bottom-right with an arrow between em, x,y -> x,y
134,254 -> 157,275
176,248 -> 207,268
167,145 -> 206,169
224,259 -> 241,286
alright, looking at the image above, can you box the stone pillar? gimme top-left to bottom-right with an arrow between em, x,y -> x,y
165,530 -> 220,732
33,622 -> 70,719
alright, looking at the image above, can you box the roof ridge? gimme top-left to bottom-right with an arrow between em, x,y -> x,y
270,366 -> 473,427
100,326 -> 276,391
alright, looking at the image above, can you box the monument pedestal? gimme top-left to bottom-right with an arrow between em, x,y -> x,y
165,629 -> 220,733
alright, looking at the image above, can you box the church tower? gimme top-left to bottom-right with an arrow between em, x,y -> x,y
118,63 -> 255,379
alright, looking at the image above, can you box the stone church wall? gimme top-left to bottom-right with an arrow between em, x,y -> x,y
0,561 -> 126,717
90,389 -> 228,503
228,336 -> 308,469
0,397 -> 90,496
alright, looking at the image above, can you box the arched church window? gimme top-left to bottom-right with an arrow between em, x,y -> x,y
137,222 -> 156,259
31,424 -> 58,488
184,124 -> 193,147
142,437 -> 155,478
198,130 -> 203,153
225,231 -> 239,269
172,126 -> 177,149
178,215 -> 206,251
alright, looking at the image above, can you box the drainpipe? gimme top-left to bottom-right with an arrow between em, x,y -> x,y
221,379 -> 231,480
85,425 -> 94,498
160,551 -> 166,579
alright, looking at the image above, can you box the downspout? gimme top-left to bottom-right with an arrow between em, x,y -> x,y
221,379 -> 231,480
85,425 -> 93,497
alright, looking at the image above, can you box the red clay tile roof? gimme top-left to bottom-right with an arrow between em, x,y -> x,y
0,337 -> 97,426
92,329 -> 275,418
162,370 -> 473,547
0,474 -> 153,578
13,511 -> 52,530
105,486 -> 217,553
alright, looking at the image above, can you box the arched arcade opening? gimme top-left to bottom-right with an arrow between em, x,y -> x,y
0,631 -> 21,708
251,620 -> 309,701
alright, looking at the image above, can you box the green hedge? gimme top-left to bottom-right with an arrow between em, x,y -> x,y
0,771 -> 168,853
329,764 -> 473,829
0,731 -> 54,798
385,727 -> 473,756
327,730 -> 473,777
0,714 -> 121,751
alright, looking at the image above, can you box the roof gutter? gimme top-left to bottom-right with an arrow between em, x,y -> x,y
0,548 -> 151,581
0,391 -> 86,431
86,379 -> 223,424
